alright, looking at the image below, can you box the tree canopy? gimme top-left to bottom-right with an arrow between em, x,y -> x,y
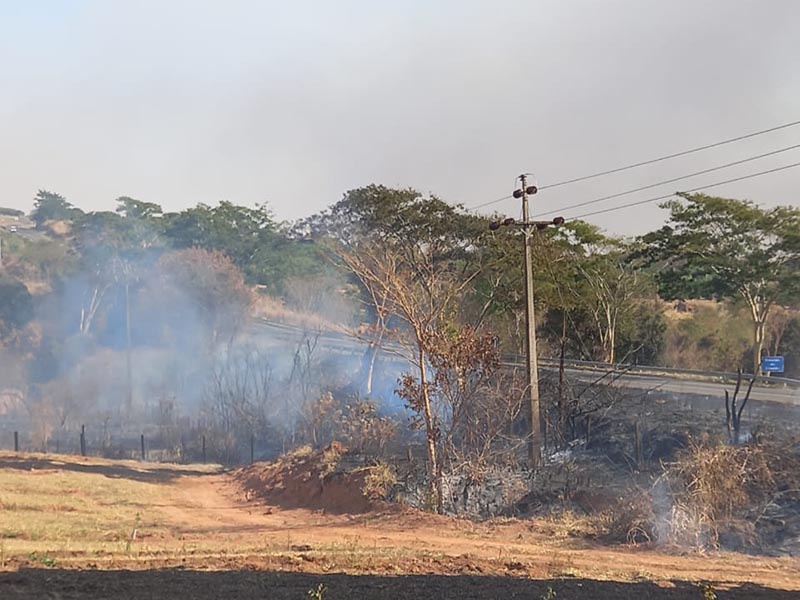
641,193 -> 800,372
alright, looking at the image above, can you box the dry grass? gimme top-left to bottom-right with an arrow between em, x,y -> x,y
0,453 -> 220,563
251,293 -> 348,333
601,437 -> 800,550
0,460 -> 167,559
360,462 -> 398,501
601,492 -> 657,545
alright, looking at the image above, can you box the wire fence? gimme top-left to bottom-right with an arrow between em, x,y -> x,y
0,420 -> 270,466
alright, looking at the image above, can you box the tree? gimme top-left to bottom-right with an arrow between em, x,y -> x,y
162,201 -> 322,293
329,186 -> 496,512
115,197 -> 165,250
116,197 -> 163,221
642,194 -> 800,374
575,255 -> 648,364
536,222 -> 659,365
70,212 -> 133,336
162,201 -> 272,266
155,248 -> 253,348
30,190 -> 82,229
0,276 -> 34,339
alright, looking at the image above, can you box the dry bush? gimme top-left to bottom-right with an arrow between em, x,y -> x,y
658,439 -> 783,548
601,490 -> 656,544
339,400 -> 398,457
602,437 -> 800,550
361,462 -> 398,501
319,441 -> 344,478
297,392 -> 398,458
668,441 -> 772,513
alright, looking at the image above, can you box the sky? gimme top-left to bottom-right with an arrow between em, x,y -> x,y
0,0 -> 798,236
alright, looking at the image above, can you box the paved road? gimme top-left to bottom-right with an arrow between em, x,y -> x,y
247,320 -> 800,407
531,365 -> 800,406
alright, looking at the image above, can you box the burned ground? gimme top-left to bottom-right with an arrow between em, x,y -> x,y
3,569 -> 797,600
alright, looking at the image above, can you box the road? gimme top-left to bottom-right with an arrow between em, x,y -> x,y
247,319 -> 800,408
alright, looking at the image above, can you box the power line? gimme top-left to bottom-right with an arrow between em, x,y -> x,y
470,194 -> 513,211
538,118 -> 800,191
468,119 -> 800,211
570,161 -> 800,220
535,143 -> 800,217
468,118 -> 800,212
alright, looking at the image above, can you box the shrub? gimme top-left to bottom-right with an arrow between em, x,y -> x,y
361,462 -> 398,501
603,437 -> 800,550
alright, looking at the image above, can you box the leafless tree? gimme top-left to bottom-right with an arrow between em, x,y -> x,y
725,369 -> 755,445
204,347 -> 278,461
338,240 -> 488,511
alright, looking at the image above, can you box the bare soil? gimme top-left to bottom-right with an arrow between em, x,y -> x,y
1,452 -> 799,599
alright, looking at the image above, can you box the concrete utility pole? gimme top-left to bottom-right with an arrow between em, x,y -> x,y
490,175 -> 564,467
519,174 -> 541,466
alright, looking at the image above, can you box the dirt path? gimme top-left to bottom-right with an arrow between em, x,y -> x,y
148,472 -> 800,592
2,455 -> 799,599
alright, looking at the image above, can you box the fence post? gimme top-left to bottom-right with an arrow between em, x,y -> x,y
140,434 -> 146,461
634,421 -> 643,467
202,435 -> 206,464
14,431 -> 19,452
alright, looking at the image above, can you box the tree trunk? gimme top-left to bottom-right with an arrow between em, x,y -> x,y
608,322 -> 616,365
557,312 -> 567,447
417,343 -> 440,513
753,319 -> 766,376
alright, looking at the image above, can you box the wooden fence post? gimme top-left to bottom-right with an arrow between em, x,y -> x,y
634,421 -> 643,466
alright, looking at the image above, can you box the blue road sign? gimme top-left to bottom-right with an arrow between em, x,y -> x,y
761,356 -> 784,373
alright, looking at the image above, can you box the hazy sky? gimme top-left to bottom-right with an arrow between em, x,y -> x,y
1,0 -> 798,235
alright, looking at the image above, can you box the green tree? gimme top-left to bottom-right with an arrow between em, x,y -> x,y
642,193 -> 800,374
30,190 -> 82,228
162,201 -> 276,262
162,201 -> 319,292
0,276 -> 34,338
116,196 -> 163,220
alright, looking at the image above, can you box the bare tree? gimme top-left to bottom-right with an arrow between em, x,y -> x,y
157,249 -> 253,349
204,347 -> 278,462
725,369 -> 755,445
338,240 -> 491,512
765,305 -> 796,358
575,258 -> 641,365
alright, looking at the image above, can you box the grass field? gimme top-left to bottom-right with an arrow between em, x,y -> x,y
1,451 -> 799,599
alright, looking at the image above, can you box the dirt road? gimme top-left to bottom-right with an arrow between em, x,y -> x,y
1,453 -> 799,599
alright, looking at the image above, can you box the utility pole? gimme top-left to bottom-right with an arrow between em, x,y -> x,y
490,175 -> 564,467
519,174 -> 541,466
